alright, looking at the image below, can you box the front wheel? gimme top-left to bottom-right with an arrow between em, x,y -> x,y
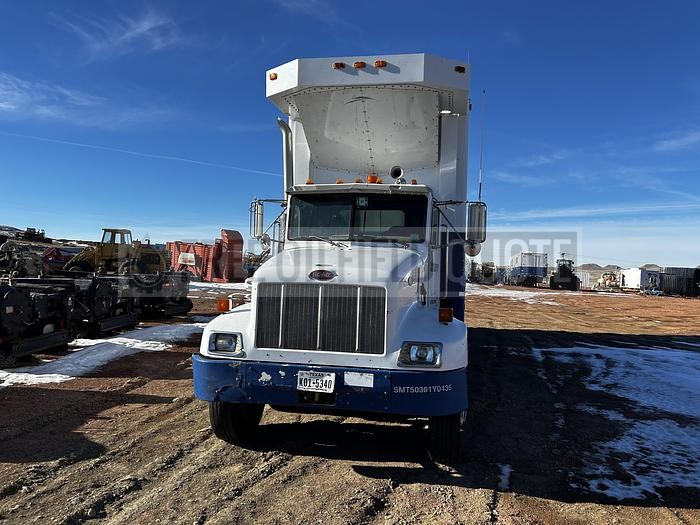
208,401 -> 264,443
428,410 -> 466,464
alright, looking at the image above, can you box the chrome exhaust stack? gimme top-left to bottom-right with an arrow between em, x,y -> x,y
277,118 -> 294,192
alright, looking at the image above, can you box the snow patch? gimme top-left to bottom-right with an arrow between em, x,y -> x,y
497,464 -> 512,491
0,323 -> 207,388
533,343 -> 700,500
465,283 -> 560,305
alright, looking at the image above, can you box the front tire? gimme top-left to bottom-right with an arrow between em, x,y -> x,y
428,411 -> 465,464
208,401 -> 264,443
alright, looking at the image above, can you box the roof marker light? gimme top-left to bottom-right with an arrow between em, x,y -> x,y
367,174 -> 378,184
332,62 -> 345,70
411,179 -> 418,185
336,178 -> 344,184
306,178 -> 315,184
374,60 -> 387,68
355,177 -> 363,183
353,61 -> 366,69
269,72 -> 278,80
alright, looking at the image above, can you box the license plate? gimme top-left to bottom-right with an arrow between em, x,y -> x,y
297,371 -> 335,393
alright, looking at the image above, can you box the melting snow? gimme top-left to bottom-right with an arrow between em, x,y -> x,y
0,322 -> 207,388
497,463 -> 513,491
534,343 -> 700,500
465,283 -> 561,305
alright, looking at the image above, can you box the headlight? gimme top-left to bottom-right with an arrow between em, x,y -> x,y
210,333 -> 244,356
397,342 -> 442,367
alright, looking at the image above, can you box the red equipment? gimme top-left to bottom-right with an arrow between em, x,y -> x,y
166,229 -> 245,283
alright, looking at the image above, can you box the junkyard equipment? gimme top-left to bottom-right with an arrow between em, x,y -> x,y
64,228 -> 167,274
549,254 -> 580,291
192,53 -> 487,463
166,229 -> 246,282
506,252 -> 548,287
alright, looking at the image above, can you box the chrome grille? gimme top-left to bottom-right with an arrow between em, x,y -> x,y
255,283 -> 386,354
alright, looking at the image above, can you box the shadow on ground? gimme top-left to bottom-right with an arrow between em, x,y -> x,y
245,328 -> 700,509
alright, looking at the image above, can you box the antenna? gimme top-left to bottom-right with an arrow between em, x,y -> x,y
478,89 -> 486,202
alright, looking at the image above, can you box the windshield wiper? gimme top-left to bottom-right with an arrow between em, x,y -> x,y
353,234 -> 409,249
304,235 -> 348,248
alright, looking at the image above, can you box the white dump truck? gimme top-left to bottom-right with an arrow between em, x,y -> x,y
193,53 -> 487,462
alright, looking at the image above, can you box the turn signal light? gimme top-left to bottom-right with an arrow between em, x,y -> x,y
439,307 -> 453,323
332,62 -> 345,69
374,60 -> 387,68
216,299 -> 232,313
353,61 -> 366,69
367,174 -> 378,184
306,178 -> 315,184
269,72 -> 278,80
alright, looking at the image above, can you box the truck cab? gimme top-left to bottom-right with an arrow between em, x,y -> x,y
193,54 -> 486,463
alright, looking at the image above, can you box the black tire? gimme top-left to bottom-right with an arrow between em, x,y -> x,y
428,411 -> 465,464
66,260 -> 94,273
208,401 -> 264,443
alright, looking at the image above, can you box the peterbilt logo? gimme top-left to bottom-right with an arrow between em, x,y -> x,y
309,269 -> 337,281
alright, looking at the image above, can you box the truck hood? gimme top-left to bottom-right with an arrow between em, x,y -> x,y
252,245 -> 425,287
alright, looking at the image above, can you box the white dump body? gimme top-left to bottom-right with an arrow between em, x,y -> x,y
266,54 -> 470,213
620,268 -> 661,290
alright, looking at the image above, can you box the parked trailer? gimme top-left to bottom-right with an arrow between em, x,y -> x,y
661,267 -> 700,297
620,268 -> 660,291
506,252 -> 548,287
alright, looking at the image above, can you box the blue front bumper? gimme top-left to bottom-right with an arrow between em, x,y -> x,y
192,354 -> 467,417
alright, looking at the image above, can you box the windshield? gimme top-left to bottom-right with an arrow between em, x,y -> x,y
288,193 -> 428,243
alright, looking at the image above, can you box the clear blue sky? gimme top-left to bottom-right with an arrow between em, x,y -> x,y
1,1 -> 699,266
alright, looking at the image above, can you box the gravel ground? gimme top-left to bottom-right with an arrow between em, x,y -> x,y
0,288 -> 698,524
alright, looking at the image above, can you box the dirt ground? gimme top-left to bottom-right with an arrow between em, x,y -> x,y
1,288 -> 699,525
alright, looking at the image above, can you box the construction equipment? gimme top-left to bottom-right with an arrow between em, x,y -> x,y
594,271 -> 620,290
549,254 -> 580,291
64,228 -> 167,274
0,240 -> 45,278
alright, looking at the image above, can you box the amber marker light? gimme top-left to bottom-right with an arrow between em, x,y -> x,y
269,72 -> 278,80
306,178 -> 315,184
411,179 -> 418,185
374,60 -> 387,68
332,62 -> 345,69
216,299 -> 231,313
336,178 -> 344,184
353,61 -> 366,69
367,174 -> 379,184
439,308 -> 453,323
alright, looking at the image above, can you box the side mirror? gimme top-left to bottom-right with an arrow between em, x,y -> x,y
467,201 -> 487,244
251,201 -> 265,239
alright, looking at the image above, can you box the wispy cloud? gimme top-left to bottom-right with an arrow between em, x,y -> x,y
489,170 -> 556,187
0,130 -> 281,177
0,72 -> 172,128
50,9 -> 188,61
652,130 -> 700,152
272,0 -> 339,23
491,201 -> 700,221
509,149 -> 568,168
